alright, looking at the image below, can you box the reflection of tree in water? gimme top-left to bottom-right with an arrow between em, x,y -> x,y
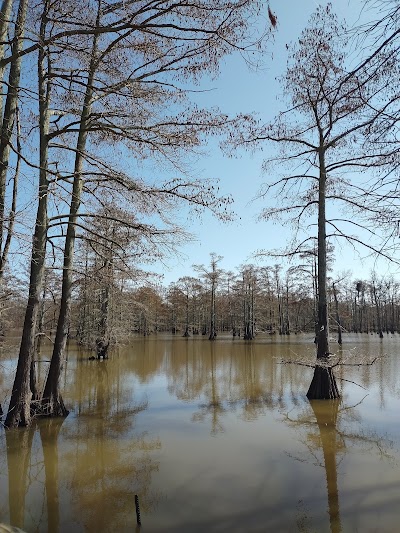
64,430 -> 161,532
3,419 -> 64,532
1,356 -> 162,532
5,427 -> 35,530
229,343 -> 286,419
192,342 -> 226,435
167,339 -> 209,401
39,419 -> 64,533
63,361 -> 161,531
124,338 -> 166,383
285,398 -> 394,533
168,339 -> 308,431
226,343 -> 306,421
310,400 -> 342,533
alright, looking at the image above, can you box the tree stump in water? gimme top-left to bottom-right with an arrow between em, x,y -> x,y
307,364 -> 340,400
96,338 -> 109,359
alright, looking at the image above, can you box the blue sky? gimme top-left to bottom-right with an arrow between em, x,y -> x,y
146,0 -> 399,285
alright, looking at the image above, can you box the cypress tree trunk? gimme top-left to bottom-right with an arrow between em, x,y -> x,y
316,148 -> 329,358
332,282 -> 342,345
372,282 -> 383,338
307,148 -> 340,400
6,1 -> 50,427
183,293 -> 190,336
0,0 -> 27,281
307,365 -> 340,400
0,1 -> 13,89
209,279 -> 216,340
96,281 -> 111,359
41,5 -> 101,415
0,105 -> 20,281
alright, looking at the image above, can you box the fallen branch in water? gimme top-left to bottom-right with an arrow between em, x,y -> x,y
279,360 -> 315,368
338,378 -> 367,390
279,354 -> 382,370
332,357 -> 377,367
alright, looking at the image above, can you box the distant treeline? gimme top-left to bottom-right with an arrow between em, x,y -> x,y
5,263 -> 397,346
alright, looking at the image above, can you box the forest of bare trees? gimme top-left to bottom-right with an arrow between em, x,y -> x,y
0,0 -> 275,427
1,0 -> 400,423
4,258 -> 400,340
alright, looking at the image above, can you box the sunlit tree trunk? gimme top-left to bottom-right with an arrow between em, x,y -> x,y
284,278 -> 290,335
274,265 -> 284,335
6,0 -> 51,427
242,270 -> 255,340
0,105 -> 20,281
96,255 -> 112,359
0,1 -> 13,93
0,0 -> 27,283
183,291 -> 190,337
372,281 -> 383,338
41,4 -> 101,416
332,282 -> 342,345
307,150 -> 340,400
209,275 -> 217,340
316,148 -> 329,358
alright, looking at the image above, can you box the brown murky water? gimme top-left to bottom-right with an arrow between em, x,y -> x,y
0,334 -> 399,532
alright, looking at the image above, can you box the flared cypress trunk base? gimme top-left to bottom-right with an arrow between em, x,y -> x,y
307,364 -> 340,400
5,390 -> 33,428
37,394 -> 69,418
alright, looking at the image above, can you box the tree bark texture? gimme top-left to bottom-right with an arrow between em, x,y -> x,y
6,0 -> 50,427
307,365 -> 340,400
42,4 -> 101,415
317,148 -> 329,358
0,0 -> 27,275
332,282 -> 342,345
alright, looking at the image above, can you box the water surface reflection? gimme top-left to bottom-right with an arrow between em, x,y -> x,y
0,334 -> 399,532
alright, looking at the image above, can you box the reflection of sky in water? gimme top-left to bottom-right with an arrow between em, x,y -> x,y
0,333 -> 400,532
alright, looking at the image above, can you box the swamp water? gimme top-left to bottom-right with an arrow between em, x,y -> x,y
0,334 -> 400,532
